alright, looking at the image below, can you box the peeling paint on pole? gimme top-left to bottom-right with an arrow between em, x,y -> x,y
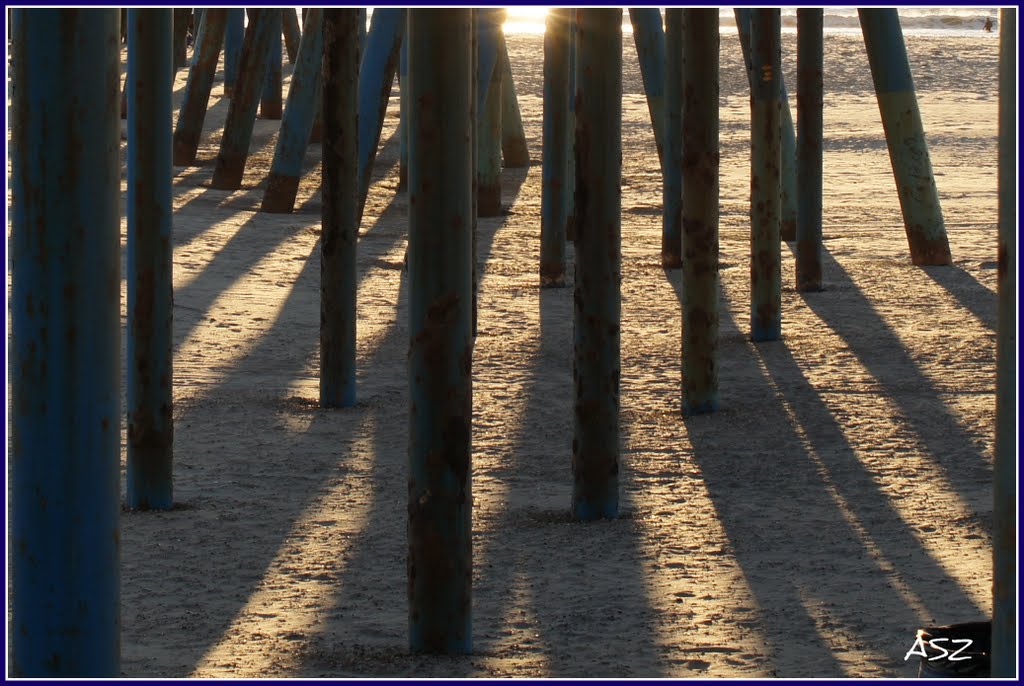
211,8 -> 279,190
127,8 -> 175,511
172,9 -> 226,167
262,8 -> 324,213
662,8 -> 682,269
10,8 -> 122,676
681,8 -> 721,415
749,8 -> 782,343
407,8 -> 474,654
540,7 -> 570,288
796,9 -> 823,292
573,8 -> 622,521
859,8 -> 951,265
320,9 -> 359,409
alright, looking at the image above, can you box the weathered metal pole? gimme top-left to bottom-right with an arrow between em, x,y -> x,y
407,8 -> 474,654
681,8 -> 720,415
749,8 -> 782,342
191,8 -> 205,66
260,12 -> 283,119
859,8 -> 951,265
662,8 -> 683,269
735,8 -> 798,242
172,8 -> 226,166
127,8 -> 175,511
321,9 -> 359,409
283,8 -> 300,63
992,7 -> 1017,678
628,7 -> 666,169
573,8 -> 622,520
796,8 -> 823,292
172,7 -> 189,68
398,36 -> 409,191
261,8 -> 323,213
540,7 -> 570,288
10,8 -> 121,676
356,7 -> 405,221
497,30 -> 529,168
223,8 -> 244,96
477,8 -> 503,217
211,8 -> 279,190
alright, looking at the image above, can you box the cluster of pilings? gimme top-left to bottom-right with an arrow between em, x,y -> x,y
7,7 -> 1017,675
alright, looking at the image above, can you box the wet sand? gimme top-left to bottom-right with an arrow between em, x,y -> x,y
114,25 -> 1001,678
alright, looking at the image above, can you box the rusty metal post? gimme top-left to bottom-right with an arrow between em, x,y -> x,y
680,8 -> 720,415
476,8 -> 503,217
172,7 -> 189,69
320,9 -> 359,409
497,29 -> 529,168
10,8 -> 121,676
628,7 -> 666,169
261,8 -> 323,213
662,8 -> 682,269
172,8 -> 226,166
223,8 -> 244,96
749,8 -> 782,342
992,7 -> 1017,678
859,8 -> 951,265
260,11 -> 283,119
573,8 -> 622,520
398,36 -> 409,191
735,8 -> 798,242
211,8 -> 279,190
540,7 -> 570,288
355,7 -> 405,221
796,8 -> 823,292
407,8 -> 474,654
283,8 -> 299,63
127,8 -> 174,510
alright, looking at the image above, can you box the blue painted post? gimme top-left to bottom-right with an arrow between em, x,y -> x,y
260,12 -> 283,119
358,8 -> 367,55
406,8 -> 474,655
261,8 -> 323,213
283,8 -> 299,63
540,7 -> 570,288
356,7 -> 405,221
191,8 -> 206,66
223,8 -> 244,96
628,7 -> 666,169
573,8 -> 622,520
211,8 -> 279,190
172,8 -> 226,166
681,8 -> 720,415
859,9 -> 951,265
476,7 -> 503,217
796,9 -> 823,292
398,36 -> 409,191
497,30 -> 529,168
173,8 -> 189,69
566,12 -> 577,241
321,9 -> 359,409
10,9 -> 121,676
127,8 -> 175,511
749,8 -> 782,343
992,7 -> 1017,678
662,8 -> 682,269
735,8 -> 798,242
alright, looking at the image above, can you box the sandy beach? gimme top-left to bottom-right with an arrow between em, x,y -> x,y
96,17 -> 1007,678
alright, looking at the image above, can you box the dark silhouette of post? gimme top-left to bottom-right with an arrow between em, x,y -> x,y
172,7 -> 190,68
573,8 -> 622,520
407,8 -> 475,654
320,9 -> 359,409
540,7 -> 570,287
662,8 -> 683,268
477,8 -> 503,217
223,8 -> 244,96
628,7 -> 666,169
10,8 -> 121,676
260,12 -> 283,119
173,9 -> 226,166
127,8 -> 175,510
497,29 -> 529,168
796,8 -> 823,292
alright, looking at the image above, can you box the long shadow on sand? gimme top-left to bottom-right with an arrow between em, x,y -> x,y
668,266 -> 986,678
919,262 -> 998,333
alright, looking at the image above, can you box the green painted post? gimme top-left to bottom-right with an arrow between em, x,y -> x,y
681,8 -> 720,415
992,7 -> 1017,678
573,8 -> 622,520
749,8 -> 782,342
796,8 -> 823,292
859,8 -> 951,265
